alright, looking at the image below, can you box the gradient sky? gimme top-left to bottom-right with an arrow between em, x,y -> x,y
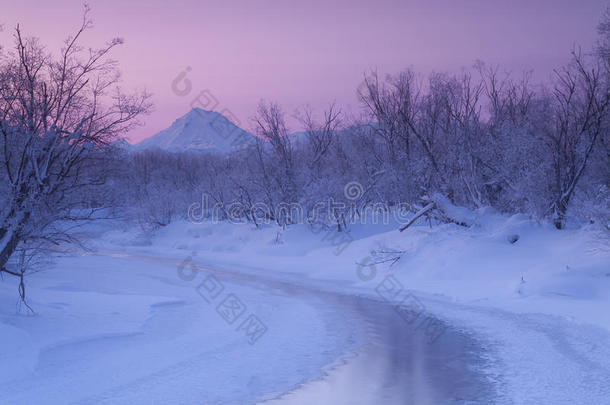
1,0 -> 607,142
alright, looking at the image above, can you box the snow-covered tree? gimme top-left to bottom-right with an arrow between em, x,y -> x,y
0,7 -> 151,302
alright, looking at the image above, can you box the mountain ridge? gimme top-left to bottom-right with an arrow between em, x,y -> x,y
135,108 -> 255,153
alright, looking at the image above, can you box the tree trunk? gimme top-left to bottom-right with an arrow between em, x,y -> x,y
0,210 -> 30,271
552,199 -> 568,230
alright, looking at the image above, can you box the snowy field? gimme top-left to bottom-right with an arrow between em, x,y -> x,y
2,2 -> 610,404
1,212 -> 609,404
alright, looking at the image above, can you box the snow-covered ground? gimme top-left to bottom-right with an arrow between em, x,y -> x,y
0,255 -> 368,404
1,212 -> 609,404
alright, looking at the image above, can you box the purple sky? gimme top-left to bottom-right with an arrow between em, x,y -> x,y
1,0 -> 607,142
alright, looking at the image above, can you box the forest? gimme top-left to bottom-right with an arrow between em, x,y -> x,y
1,9 -> 609,300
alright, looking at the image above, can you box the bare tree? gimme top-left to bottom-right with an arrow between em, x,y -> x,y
597,7 -> 610,73
298,103 -> 341,171
0,7 -> 151,304
546,50 -> 610,228
253,101 -> 298,225
596,9 -> 610,184
359,71 -> 403,162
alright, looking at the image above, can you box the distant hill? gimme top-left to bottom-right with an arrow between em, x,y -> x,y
135,108 -> 255,153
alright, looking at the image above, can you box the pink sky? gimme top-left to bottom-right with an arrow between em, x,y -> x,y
1,0 -> 607,142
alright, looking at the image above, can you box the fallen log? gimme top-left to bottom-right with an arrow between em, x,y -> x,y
399,202 -> 435,232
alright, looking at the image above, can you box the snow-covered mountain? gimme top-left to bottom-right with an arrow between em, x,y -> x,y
136,108 -> 255,153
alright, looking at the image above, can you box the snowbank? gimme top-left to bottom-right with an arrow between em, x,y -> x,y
1,210 -> 609,404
